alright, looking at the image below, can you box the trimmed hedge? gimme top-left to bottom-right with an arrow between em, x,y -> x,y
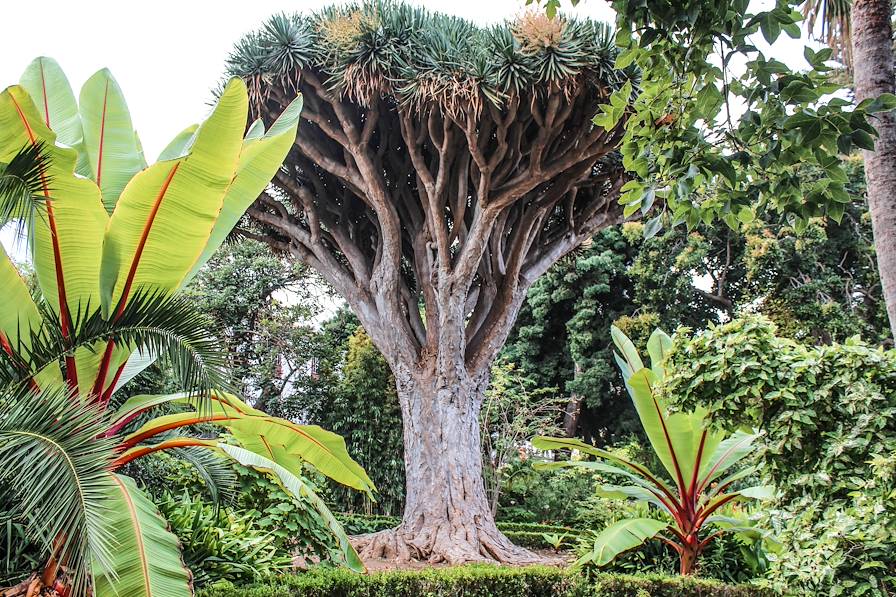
198,565 -> 771,597
335,515 -> 585,550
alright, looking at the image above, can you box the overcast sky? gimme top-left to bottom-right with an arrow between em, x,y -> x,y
0,0 -> 812,261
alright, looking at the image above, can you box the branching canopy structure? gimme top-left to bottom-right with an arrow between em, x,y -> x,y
229,2 -> 630,564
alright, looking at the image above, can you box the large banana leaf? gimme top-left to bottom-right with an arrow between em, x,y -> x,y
531,435 -> 676,498
0,85 -> 108,325
595,484 -> 675,516
696,429 -> 758,492
119,392 -> 375,494
0,245 -> 63,387
99,79 -> 248,318
586,518 -> 668,567
18,57 -> 83,150
182,95 -> 303,286
0,244 -> 43,360
79,69 -> 145,213
216,443 -> 365,573
92,474 -> 192,597
0,84 -> 108,394
623,368 -> 724,491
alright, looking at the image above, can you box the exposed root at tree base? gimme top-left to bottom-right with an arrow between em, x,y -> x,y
351,525 -> 560,567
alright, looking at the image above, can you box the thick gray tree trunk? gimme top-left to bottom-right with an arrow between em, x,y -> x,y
353,299 -> 542,564
352,363 -> 539,563
853,0 -> 896,339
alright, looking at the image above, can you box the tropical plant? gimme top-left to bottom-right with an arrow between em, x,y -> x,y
156,492 -> 291,588
0,58 -> 373,597
663,316 -> 896,593
533,326 -> 772,575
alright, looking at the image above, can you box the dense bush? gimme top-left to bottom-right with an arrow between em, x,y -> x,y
157,493 -> 290,587
197,565 -> 769,597
664,316 -> 896,594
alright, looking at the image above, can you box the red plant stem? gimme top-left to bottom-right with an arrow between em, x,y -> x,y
111,437 -> 210,468
101,362 -> 127,407
119,414 -> 236,449
8,93 -> 79,391
115,162 -> 180,319
91,339 -> 116,401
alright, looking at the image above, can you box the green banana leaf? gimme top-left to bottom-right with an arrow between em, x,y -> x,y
216,443 -> 366,573
92,474 -> 192,597
586,518 -> 669,567
79,69 -> 144,212
18,57 -> 83,150
98,78 -> 248,317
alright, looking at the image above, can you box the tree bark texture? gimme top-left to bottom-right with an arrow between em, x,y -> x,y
244,47 -> 627,563
353,363 -> 539,563
853,0 -> 896,339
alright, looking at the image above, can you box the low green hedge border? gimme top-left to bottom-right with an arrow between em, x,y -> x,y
198,565 -> 771,597
335,515 -> 584,550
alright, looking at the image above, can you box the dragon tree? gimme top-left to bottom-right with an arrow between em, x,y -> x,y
228,4 -> 629,564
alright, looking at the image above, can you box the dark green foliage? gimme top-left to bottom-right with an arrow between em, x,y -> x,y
291,322 -> 405,516
663,316 -> 896,593
0,504 -> 43,587
184,239 -> 317,412
505,160 -> 885,442
157,492 -> 290,587
197,565 -> 769,597
503,228 -> 642,443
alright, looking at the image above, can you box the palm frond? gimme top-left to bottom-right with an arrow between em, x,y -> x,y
0,383 -> 118,594
0,142 -> 50,241
1,289 -> 232,399
803,0 -> 852,67
170,446 -> 239,508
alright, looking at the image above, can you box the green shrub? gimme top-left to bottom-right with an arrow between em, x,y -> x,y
157,492 -> 291,587
196,565 -> 770,597
663,316 -> 896,594
335,514 -> 587,550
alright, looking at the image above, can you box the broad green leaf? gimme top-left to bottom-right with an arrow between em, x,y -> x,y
122,392 -> 375,494
18,57 -> 83,149
182,94 -> 303,287
610,324 -> 643,380
589,518 -> 668,567
595,484 -> 673,515
646,328 -> 672,378
0,245 -> 44,362
0,85 -> 108,339
217,443 -> 365,573
99,79 -> 248,317
157,124 -> 199,162
92,474 -> 192,597
79,69 -> 145,213
698,429 -> 758,489
111,349 -> 158,395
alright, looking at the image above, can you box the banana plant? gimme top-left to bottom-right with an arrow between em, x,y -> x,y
533,326 -> 772,575
0,57 -> 374,597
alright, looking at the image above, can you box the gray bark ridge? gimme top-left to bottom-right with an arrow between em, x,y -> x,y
853,0 -> 896,339
353,363 -> 542,564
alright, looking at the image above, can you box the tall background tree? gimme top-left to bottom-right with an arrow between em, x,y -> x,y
804,0 -> 896,338
228,5 -> 629,564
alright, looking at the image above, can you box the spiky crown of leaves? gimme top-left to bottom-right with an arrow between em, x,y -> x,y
227,0 -> 625,114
